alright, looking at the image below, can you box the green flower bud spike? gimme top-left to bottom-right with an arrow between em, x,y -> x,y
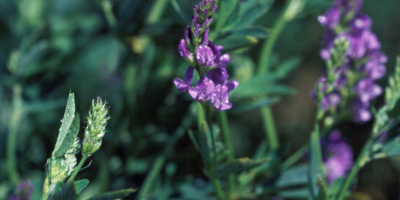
82,97 -> 110,157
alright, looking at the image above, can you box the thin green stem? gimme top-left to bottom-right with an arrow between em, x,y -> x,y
260,106 -> 279,151
217,111 -> 235,198
257,1 -> 293,153
279,144 -> 308,171
206,106 -> 217,166
211,179 -> 225,200
336,137 -> 373,200
7,84 -> 22,184
257,2 -> 289,74
146,0 -> 169,24
67,155 -> 88,183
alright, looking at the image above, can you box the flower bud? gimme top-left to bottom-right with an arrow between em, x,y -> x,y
82,97 -> 110,157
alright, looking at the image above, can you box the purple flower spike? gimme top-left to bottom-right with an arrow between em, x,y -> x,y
189,77 -> 215,101
179,39 -> 192,61
351,14 -> 372,33
197,45 -> 215,68
201,28 -> 209,46
211,84 -> 232,111
192,15 -> 199,27
318,8 -> 341,29
321,93 -> 341,109
206,67 -> 228,85
174,66 -> 194,92
323,130 -> 353,184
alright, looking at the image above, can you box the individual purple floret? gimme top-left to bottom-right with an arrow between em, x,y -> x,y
8,180 -> 34,200
174,66 -> 194,92
173,0 -> 238,111
322,130 -> 353,183
313,0 -> 387,123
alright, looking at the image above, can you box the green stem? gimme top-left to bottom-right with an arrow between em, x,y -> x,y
67,155 -> 88,183
336,137 -> 373,200
136,114 -> 192,199
260,106 -> 279,151
211,179 -> 225,200
206,106 -> 217,166
7,84 -> 22,184
146,0 -> 169,24
257,1 -> 289,74
217,111 -> 235,198
257,1 -> 293,153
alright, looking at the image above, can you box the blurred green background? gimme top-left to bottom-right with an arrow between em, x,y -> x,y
1,0 -> 400,199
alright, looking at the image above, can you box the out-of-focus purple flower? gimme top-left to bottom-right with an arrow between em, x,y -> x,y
174,66 -> 194,92
318,7 -> 341,29
8,180 -> 33,200
322,93 -> 341,109
313,0 -> 386,124
334,0 -> 362,14
323,130 -> 353,184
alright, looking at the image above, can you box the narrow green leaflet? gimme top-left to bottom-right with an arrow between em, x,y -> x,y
226,26 -> 271,39
230,84 -> 295,99
382,137 -> 400,157
216,35 -> 258,52
308,130 -> 325,199
87,188 -> 136,200
224,0 -> 274,31
215,0 -> 241,32
75,179 -> 90,195
52,92 -> 77,158
211,158 -> 269,178
274,56 -> 302,78
48,181 -> 77,200
228,97 -> 280,114
274,164 -> 308,188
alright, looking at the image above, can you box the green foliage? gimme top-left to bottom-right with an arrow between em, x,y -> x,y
87,188 -> 137,200
212,158 -> 269,178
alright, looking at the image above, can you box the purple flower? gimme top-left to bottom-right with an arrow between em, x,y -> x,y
8,180 -> 33,200
323,130 -> 353,184
188,77 -> 215,101
206,67 -> 228,85
318,7 -> 341,29
179,39 -> 192,61
211,81 -> 239,111
174,66 -> 194,92
174,0 -> 238,111
322,93 -> 341,109
313,0 -> 386,124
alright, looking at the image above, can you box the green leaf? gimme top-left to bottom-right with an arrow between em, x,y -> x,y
226,26 -> 271,39
87,188 -> 136,200
382,137 -> 400,157
223,0 -> 274,31
215,35 -> 258,52
274,56 -> 302,78
230,83 -> 295,99
328,176 -> 344,199
212,158 -> 269,178
75,179 -> 90,195
48,181 -> 77,200
275,164 -> 308,188
308,130 -> 325,198
228,97 -> 280,114
215,0 -> 241,32
52,92 -> 77,158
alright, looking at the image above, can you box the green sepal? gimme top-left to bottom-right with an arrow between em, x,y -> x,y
75,179 -> 90,195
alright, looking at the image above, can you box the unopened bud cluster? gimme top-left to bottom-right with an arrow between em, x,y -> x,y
82,97 -> 110,157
